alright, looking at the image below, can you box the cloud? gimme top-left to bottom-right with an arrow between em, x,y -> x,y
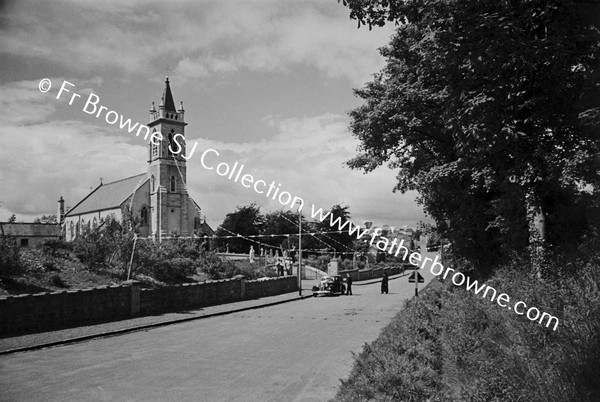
0,79 -> 145,220
0,71 -> 425,227
183,113 -> 424,227
0,0 -> 393,85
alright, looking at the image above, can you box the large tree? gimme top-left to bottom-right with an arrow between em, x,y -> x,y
315,204 -> 355,257
341,0 -> 600,276
214,204 -> 264,254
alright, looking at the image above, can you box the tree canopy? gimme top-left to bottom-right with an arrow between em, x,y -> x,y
315,204 -> 354,255
342,0 -> 600,273
33,214 -> 57,224
214,204 -> 264,253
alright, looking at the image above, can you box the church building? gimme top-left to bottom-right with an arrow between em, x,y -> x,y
60,77 -> 213,241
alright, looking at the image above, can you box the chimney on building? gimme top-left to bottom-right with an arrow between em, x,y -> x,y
57,196 -> 65,224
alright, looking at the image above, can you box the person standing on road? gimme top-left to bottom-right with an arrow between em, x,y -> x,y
381,272 -> 389,294
345,273 -> 353,295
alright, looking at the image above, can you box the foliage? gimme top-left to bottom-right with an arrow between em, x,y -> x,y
334,252 -> 600,402
203,257 -> 262,280
315,204 -> 354,255
50,273 -> 68,288
215,203 -> 264,253
0,237 -> 24,279
128,237 -> 204,282
214,203 -> 370,257
41,238 -> 72,257
342,0 -> 600,273
72,216 -> 125,269
33,214 -> 57,224
7,214 -> 16,223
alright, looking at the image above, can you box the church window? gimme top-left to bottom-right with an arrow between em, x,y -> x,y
93,217 -> 97,228
140,206 -> 148,225
170,175 -> 176,192
152,134 -> 159,157
167,129 -> 177,156
151,175 -> 155,192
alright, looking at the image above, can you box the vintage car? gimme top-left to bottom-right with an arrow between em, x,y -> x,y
312,275 -> 346,297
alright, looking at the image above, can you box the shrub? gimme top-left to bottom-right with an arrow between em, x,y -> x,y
198,254 -> 261,280
50,273 -> 68,288
338,258 -> 354,271
152,257 -> 197,282
41,238 -> 72,257
129,239 -> 211,283
42,258 -> 58,272
312,255 -> 329,270
0,237 -> 24,279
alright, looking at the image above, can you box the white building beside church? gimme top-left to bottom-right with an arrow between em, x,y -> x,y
60,77 -> 213,241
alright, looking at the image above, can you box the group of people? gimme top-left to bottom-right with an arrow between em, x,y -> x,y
343,271 -> 389,295
275,259 -> 288,276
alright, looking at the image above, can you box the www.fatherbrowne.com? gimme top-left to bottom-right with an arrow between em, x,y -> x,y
309,204 -> 559,331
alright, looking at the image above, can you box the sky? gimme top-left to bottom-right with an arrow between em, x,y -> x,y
0,0 -> 430,230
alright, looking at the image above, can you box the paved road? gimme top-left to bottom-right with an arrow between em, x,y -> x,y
0,255 -> 438,402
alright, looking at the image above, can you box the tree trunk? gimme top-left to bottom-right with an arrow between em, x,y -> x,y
525,190 -> 547,279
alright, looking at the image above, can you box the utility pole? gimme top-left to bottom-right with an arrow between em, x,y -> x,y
298,200 -> 302,296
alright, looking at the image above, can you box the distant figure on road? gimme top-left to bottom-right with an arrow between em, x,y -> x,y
345,273 -> 353,295
276,259 -> 284,276
381,272 -> 389,294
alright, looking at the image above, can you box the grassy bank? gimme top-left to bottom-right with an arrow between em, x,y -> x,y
333,254 -> 600,401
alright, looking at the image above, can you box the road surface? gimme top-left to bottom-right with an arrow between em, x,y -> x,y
0,255 -> 438,402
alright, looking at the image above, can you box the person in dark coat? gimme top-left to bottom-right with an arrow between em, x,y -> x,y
345,273 -> 353,295
381,272 -> 389,294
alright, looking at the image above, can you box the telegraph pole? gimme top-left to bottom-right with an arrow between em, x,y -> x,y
298,200 -> 302,296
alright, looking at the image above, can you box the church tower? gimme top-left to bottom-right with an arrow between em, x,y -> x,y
147,77 -> 190,240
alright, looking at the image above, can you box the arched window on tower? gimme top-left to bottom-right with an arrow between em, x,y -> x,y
140,206 -> 148,226
168,131 -> 175,156
152,130 -> 159,157
170,175 -> 176,192
151,175 -> 155,192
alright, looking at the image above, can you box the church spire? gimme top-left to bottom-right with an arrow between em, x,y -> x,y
161,76 -> 176,112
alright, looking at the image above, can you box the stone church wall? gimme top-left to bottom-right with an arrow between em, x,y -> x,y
63,210 -> 121,241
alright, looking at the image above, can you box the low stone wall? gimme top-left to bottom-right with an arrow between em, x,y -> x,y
0,284 -> 133,337
246,276 -> 297,299
0,276 -> 298,337
339,265 -> 405,282
139,276 -> 297,314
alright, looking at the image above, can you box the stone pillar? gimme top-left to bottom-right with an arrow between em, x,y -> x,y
328,258 -> 339,276
234,275 -> 245,299
123,280 -> 141,315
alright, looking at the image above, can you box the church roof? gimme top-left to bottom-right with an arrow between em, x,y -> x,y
65,173 -> 147,217
162,76 -> 176,112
